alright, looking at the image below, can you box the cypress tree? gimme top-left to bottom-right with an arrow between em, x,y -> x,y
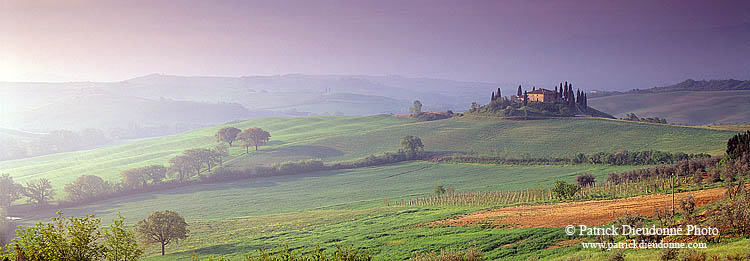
533,86 -> 536,91
491,91 -> 496,102
517,85 -> 522,97
523,91 -> 528,106
554,86 -> 559,100
568,88 -> 575,106
583,93 -> 588,108
497,88 -> 502,98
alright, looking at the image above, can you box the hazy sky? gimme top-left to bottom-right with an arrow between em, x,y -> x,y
2,0 -> 750,89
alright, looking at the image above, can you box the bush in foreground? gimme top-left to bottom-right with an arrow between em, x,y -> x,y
2,212 -> 142,260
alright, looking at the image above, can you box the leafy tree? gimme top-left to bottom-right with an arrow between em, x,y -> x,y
400,136 -> 424,159
23,178 -> 54,206
469,102 -> 480,112
215,127 -> 241,147
136,210 -> 189,256
121,168 -> 147,190
727,130 -> 750,159
0,174 -> 22,209
411,100 -> 423,116
169,155 -> 201,182
576,173 -> 596,187
213,145 -> 229,166
64,175 -> 112,202
552,180 -> 580,199
185,148 -> 222,172
434,185 -> 446,196
238,128 -> 271,153
573,153 -> 587,164
102,214 -> 144,261
141,165 -> 168,184
11,212 -> 142,260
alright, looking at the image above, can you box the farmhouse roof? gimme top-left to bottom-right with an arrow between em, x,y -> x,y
528,88 -> 556,95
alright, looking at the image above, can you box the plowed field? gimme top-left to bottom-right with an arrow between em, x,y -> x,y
429,188 -> 727,228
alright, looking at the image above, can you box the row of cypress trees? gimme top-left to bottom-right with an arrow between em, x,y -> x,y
489,81 -> 588,108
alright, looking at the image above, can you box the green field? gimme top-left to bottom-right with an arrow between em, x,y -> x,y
1,115 -> 735,194
18,162 -> 644,260
20,162 -> 640,220
2,115 -> 742,260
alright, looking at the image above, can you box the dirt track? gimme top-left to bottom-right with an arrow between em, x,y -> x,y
429,188 -> 727,228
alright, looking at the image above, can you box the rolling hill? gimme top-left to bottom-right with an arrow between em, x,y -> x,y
3,114 -> 744,260
1,74 -> 504,133
588,79 -> 750,125
5,94 -> 279,133
588,90 -> 750,125
1,115 -> 735,193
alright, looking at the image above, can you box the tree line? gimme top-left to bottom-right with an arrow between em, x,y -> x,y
0,129 -> 425,215
622,112 -> 668,124
431,150 -> 711,166
0,145 -> 230,212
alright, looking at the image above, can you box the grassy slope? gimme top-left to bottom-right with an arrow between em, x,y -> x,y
145,207 -> 573,260
19,162 -> 641,260
1,115 -> 735,194
4,115 -> 741,260
588,90 -> 750,125
21,162 -> 639,221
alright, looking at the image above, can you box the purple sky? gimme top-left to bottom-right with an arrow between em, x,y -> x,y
2,0 -> 750,90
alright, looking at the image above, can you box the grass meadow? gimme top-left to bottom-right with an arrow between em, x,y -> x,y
2,115 -> 743,260
15,162 -> 642,259
1,115 -> 735,194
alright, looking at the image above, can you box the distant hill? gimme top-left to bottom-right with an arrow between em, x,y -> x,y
588,90 -> 750,125
3,94 -> 280,136
265,92 -> 411,116
114,74 -> 499,111
1,74 -> 504,132
0,128 -> 45,141
589,79 -> 750,98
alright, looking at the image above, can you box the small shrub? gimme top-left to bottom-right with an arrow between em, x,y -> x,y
576,173 -> 595,187
434,185 -> 446,196
553,181 -> 580,199
608,250 -> 625,261
680,249 -> 706,261
660,248 -> 679,261
679,195 -> 696,217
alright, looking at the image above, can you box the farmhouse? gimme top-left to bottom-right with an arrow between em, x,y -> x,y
527,88 -> 556,102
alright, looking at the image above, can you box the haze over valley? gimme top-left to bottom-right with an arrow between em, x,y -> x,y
2,1 -> 750,260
